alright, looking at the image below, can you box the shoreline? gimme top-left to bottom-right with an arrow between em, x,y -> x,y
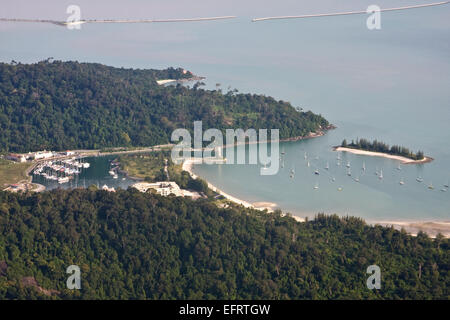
183,159 -> 449,238
182,159 -> 255,209
179,126 -> 336,211
369,220 -> 450,238
333,146 -> 433,164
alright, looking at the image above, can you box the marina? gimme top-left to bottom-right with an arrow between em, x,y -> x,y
32,157 -> 90,184
32,155 -> 135,191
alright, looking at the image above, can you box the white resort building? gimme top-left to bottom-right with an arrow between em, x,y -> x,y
132,182 -> 184,197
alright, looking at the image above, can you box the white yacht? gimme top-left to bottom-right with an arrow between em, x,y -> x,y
58,176 -> 70,184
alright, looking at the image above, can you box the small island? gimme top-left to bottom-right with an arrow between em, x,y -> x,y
333,138 -> 433,164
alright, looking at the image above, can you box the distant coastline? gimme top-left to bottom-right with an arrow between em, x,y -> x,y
333,146 -> 433,164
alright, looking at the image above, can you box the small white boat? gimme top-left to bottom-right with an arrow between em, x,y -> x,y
113,174 -> 118,179
354,177 -> 360,182
416,177 -> 424,183
58,176 -> 70,184
399,178 -> 405,185
362,162 -> 366,172
314,169 -> 320,175
441,188 -> 447,192
444,180 -> 449,188
331,177 -> 336,182
347,168 -> 351,176
307,161 -> 310,167
325,162 -> 329,170
304,152 -> 307,160
109,170 -> 115,175
346,161 -> 351,168
337,186 -> 343,191
313,183 -> 319,190
83,162 -> 90,168
428,182 -> 434,190
379,169 -> 383,180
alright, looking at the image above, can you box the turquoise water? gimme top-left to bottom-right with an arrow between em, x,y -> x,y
1,1 -> 449,220
193,131 -> 450,221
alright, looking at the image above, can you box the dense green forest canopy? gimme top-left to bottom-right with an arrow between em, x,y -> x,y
0,189 -> 447,299
0,60 -> 329,153
341,138 -> 425,161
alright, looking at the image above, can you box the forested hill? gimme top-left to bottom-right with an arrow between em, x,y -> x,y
0,61 -> 329,153
0,188 -> 448,299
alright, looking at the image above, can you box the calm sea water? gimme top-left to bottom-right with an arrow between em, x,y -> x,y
1,1 -> 449,221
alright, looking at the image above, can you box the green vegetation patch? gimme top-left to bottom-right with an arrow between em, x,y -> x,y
0,159 -> 31,187
341,138 -> 425,160
0,61 -> 329,153
0,189 -> 448,299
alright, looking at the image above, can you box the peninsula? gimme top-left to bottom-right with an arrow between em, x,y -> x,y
334,138 -> 433,164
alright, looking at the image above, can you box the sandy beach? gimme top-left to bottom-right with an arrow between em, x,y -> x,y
333,147 -> 432,164
371,220 -> 450,238
182,159 -> 449,238
182,159 -> 276,211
